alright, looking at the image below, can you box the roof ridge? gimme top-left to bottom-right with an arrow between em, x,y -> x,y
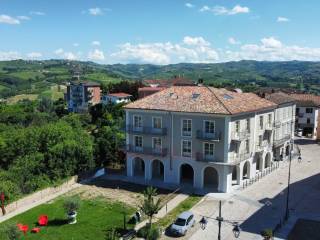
205,86 -> 233,115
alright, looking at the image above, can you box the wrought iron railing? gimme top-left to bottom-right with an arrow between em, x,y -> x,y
125,125 -> 167,136
125,144 -> 168,157
196,130 -> 221,141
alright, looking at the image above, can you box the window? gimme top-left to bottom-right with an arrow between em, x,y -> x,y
306,108 -> 313,114
133,115 -> 142,128
134,136 -> 143,152
259,116 -> 264,129
182,119 -> 192,137
204,120 -> 215,134
152,137 -> 162,149
268,114 -> 272,124
235,121 -> 240,133
246,119 -> 250,132
245,139 -> 250,153
204,143 -> 214,156
307,118 -> 311,124
182,140 -> 192,157
153,117 -> 162,129
296,108 -> 300,114
258,135 -> 263,146
235,143 -> 240,155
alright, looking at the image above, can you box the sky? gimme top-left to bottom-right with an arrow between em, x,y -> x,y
1,0 -> 320,64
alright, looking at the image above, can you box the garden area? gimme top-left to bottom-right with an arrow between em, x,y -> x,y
0,195 -> 135,240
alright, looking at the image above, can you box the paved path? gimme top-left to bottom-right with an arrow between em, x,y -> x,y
135,193 -> 189,230
0,183 -> 82,223
189,140 -> 320,240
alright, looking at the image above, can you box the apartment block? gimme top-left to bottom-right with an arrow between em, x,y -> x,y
66,81 -> 101,112
123,86 -> 290,193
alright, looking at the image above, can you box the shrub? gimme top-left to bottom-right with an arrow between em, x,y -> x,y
1,223 -> 21,240
261,228 -> 273,239
137,225 -> 160,240
63,196 -> 81,214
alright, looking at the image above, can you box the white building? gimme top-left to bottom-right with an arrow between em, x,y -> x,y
102,93 -> 132,104
123,86 -> 291,193
290,94 -> 320,140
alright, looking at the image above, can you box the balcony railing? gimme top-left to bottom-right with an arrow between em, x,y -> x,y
231,130 -> 250,141
274,134 -> 291,147
196,152 -> 216,162
256,141 -> 270,152
196,130 -> 221,141
265,123 -> 274,131
229,152 -> 251,164
126,125 -> 167,136
125,144 -> 168,157
274,121 -> 281,128
298,113 -> 304,118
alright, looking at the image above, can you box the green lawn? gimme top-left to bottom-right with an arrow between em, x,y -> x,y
0,197 -> 135,240
84,72 -> 121,83
8,71 -> 44,81
157,195 -> 202,229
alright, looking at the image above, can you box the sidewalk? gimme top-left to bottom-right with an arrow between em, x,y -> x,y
135,193 -> 189,231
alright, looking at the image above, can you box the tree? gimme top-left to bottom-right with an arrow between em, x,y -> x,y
140,187 -> 161,231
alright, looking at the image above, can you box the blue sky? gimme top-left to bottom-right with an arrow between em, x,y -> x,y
1,0 -> 320,64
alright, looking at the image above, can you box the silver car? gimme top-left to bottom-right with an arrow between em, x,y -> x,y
170,211 -> 195,236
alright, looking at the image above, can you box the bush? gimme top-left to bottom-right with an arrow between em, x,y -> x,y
137,225 -> 160,240
0,223 -> 21,240
261,228 -> 273,239
63,196 -> 81,214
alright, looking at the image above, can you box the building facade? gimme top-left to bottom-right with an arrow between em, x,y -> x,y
66,82 -> 101,112
123,86 -> 288,193
290,94 -> 320,140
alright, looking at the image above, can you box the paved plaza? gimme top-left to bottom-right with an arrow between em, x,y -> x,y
181,139 -> 320,240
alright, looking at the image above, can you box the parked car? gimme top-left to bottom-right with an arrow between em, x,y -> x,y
295,128 -> 303,137
170,211 -> 195,236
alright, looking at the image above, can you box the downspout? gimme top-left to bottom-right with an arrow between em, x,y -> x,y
169,111 -> 173,170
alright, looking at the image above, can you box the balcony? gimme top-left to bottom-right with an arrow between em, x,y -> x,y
125,144 -> 168,157
256,141 -> 269,152
196,152 -> 216,163
126,125 -> 167,136
229,152 -> 251,165
298,113 -> 304,118
274,134 -> 291,147
274,121 -> 281,128
231,130 -> 250,141
265,123 -> 274,131
196,130 -> 221,142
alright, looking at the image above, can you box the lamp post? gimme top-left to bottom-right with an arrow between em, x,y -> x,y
199,200 -> 241,239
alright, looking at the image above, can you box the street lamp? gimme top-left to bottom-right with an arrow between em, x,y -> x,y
199,200 -> 241,239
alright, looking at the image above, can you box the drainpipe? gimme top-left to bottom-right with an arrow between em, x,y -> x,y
169,112 -> 173,170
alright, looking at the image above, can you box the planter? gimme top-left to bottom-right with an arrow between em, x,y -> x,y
67,211 -> 77,224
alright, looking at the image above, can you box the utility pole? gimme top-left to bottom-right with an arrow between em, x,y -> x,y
216,200 -> 223,240
285,140 -> 293,221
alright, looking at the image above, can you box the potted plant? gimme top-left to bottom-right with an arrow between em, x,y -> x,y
261,228 -> 273,240
63,196 -> 80,224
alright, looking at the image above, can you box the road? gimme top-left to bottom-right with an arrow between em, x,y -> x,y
164,139 -> 320,240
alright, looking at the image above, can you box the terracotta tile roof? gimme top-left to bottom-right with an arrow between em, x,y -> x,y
263,92 -> 296,105
107,92 -> 132,98
138,87 -> 167,92
289,94 -> 320,107
125,86 -> 277,115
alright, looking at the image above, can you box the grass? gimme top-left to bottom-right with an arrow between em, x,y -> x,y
40,85 -> 65,100
0,197 -> 135,240
84,72 -> 121,83
6,94 -> 39,104
157,195 -> 202,229
8,71 -> 44,81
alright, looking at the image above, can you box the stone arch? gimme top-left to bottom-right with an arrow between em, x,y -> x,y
133,157 -> 145,177
180,163 -> 194,185
232,165 -> 240,185
151,159 -> 164,181
265,152 -> 271,168
256,155 -> 263,172
242,161 -> 250,180
203,167 -> 219,189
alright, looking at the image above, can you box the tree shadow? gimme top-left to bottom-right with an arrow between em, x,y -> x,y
47,218 -> 68,226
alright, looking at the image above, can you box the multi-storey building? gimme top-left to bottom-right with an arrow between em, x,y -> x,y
124,86 -> 279,193
290,94 -> 320,140
66,82 -> 101,112
263,92 -> 296,160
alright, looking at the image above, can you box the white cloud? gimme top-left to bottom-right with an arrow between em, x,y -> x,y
224,37 -> 320,62
111,36 -> 219,65
185,3 -> 194,8
88,49 -> 105,61
200,5 -> 250,15
0,51 -> 21,60
27,52 -> 42,59
30,11 -> 45,16
277,16 -> 290,22
91,41 -> 101,46
17,16 -> 30,20
54,48 -> 79,60
0,15 -> 20,25
88,8 -> 103,16
228,37 -> 241,45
